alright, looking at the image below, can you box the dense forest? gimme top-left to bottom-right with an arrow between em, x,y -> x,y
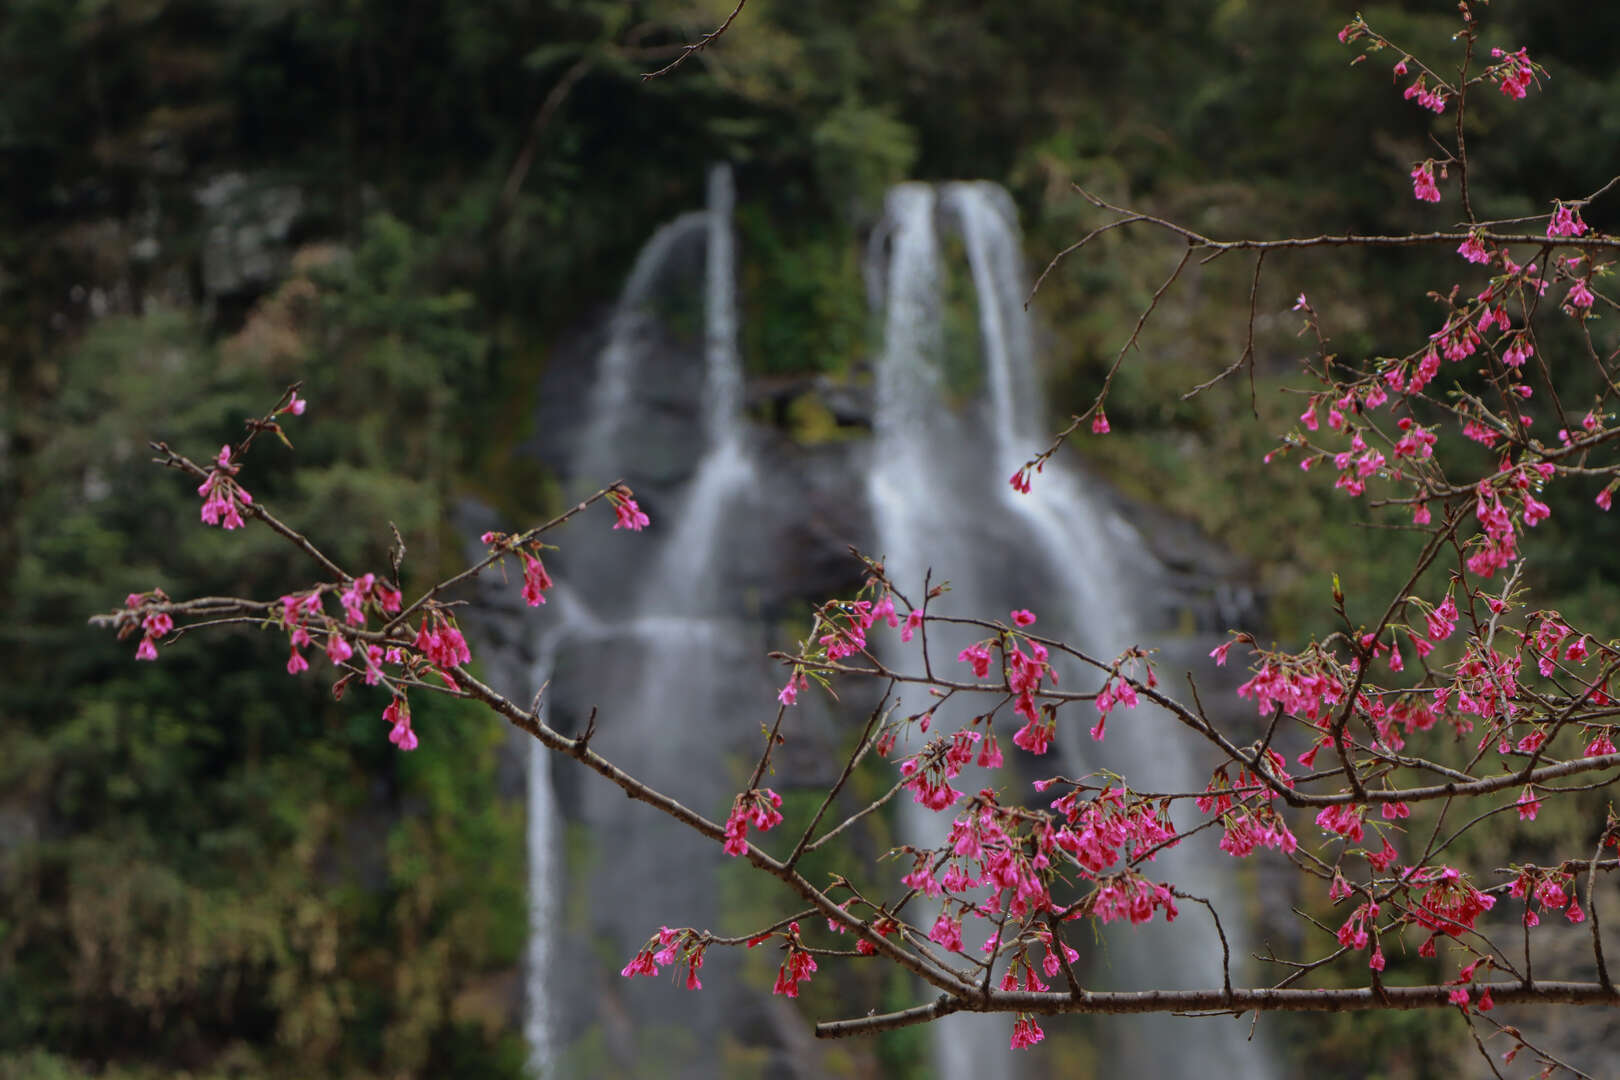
5,1 -> 1620,1076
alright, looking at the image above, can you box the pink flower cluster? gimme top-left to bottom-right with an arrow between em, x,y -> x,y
520,551 -> 553,606
1009,640 -> 1058,749
1009,1014 -> 1045,1050
1235,650 -> 1346,724
340,572 -> 402,627
927,794 -> 1056,923
1410,161 -> 1442,203
1088,872 -> 1179,926
198,445 -> 253,529
1467,480 -> 1521,578
899,731 -> 994,812
1336,899 -> 1380,956
771,926 -> 818,998
1315,803 -> 1366,844
1457,232 -> 1490,264
1548,201 -> 1589,238
608,487 -> 650,531
1405,865 -> 1497,942
721,787 -> 784,856
1052,785 -> 1179,873
382,694 -> 417,750
279,589 -> 325,674
126,590 -> 174,661
1215,803 -> 1297,859
1489,47 -> 1535,99
622,926 -> 705,990
1508,866 -> 1584,927
414,613 -> 472,671
1403,78 -> 1448,114
817,592 -> 899,661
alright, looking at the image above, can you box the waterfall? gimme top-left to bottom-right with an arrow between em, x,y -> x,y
573,209 -> 711,492
868,182 -> 1275,1078
526,164 -> 766,1078
522,586 -> 596,1075
642,164 -> 755,615
520,169 -> 1271,1077
867,184 -> 1017,1079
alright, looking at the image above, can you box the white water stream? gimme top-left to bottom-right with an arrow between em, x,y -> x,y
867,181 -> 1275,1079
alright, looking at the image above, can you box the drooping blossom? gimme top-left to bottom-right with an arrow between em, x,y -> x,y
1501,334 -> 1534,368
1316,804 -> 1366,843
325,632 -> 353,666
1565,278 -> 1596,314
134,607 -> 173,661
1403,78 -> 1448,114
928,911 -> 964,953
520,551 -> 553,606
1010,1014 -> 1045,1050
197,444 -> 253,530
1547,201 -> 1589,238
415,614 -> 472,670
1406,865 -> 1497,939
957,643 -> 993,679
1489,47 -> 1535,98
1088,872 -> 1179,926
1410,161 -> 1442,203
721,787 -> 784,856
772,927 -> 818,998
777,670 -> 808,706
608,487 -> 651,531
383,694 -> 418,751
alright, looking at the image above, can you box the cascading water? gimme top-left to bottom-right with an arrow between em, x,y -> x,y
522,585 -> 596,1075
867,182 -> 1275,1078
517,167 -> 1270,1077
572,209 -> 711,494
525,164 -> 769,1078
868,184 -> 1021,1079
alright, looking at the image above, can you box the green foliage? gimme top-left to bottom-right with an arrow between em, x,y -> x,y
738,205 -> 869,377
2,218 -> 521,1077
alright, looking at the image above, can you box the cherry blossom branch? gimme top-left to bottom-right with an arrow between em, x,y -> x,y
150,441 -> 347,580
814,981 -> 1620,1039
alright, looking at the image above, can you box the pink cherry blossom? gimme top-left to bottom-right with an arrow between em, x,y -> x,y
520,551 -> 553,606
1547,202 -> 1588,238
610,490 -> 651,531
384,695 -> 418,751
1565,278 -> 1595,314
197,445 -> 252,530
1410,161 -> 1442,203
1489,47 -> 1535,99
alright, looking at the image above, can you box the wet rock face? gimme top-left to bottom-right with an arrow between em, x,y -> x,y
195,172 -> 304,298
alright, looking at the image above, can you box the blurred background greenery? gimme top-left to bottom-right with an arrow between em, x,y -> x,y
4,1 -> 1620,1076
